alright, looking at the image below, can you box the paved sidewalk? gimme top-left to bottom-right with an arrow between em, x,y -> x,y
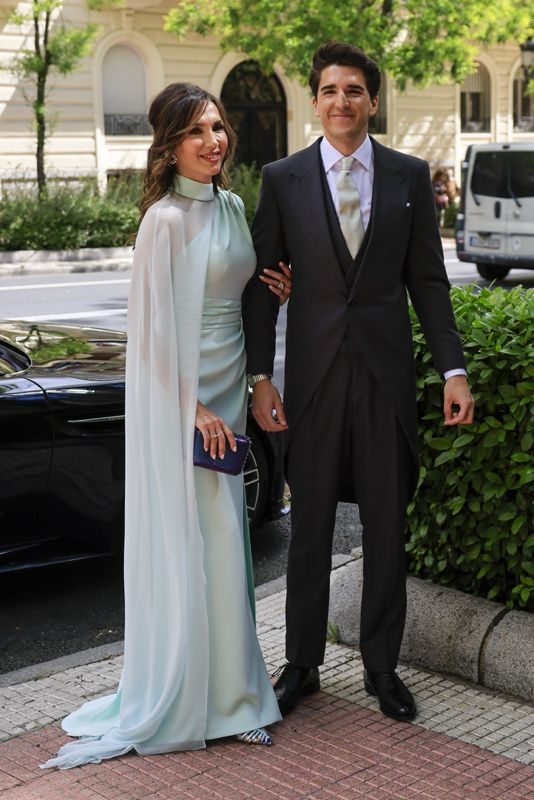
1,587 -> 534,799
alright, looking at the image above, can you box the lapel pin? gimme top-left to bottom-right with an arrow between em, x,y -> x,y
406,202 -> 411,207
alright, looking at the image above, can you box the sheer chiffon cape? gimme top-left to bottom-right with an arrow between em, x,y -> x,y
41,191 -> 219,768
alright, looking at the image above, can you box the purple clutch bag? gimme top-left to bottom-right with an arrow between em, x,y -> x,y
193,428 -> 251,475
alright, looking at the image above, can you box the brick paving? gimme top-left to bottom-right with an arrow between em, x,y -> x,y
1,585 -> 534,799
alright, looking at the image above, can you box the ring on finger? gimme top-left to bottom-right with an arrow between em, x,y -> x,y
277,280 -> 284,290
209,434 -> 218,439
216,432 -> 224,437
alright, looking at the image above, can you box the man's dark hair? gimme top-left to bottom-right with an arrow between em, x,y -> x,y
309,42 -> 381,99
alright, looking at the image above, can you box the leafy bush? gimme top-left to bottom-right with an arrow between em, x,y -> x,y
105,170 -> 144,206
0,179 -> 139,250
407,285 -> 534,610
85,203 -> 138,248
0,166 -> 261,250
229,162 -> 261,227
443,201 -> 457,229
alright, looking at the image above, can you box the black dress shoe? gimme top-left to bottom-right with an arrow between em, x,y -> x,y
273,664 -> 320,715
363,669 -> 416,721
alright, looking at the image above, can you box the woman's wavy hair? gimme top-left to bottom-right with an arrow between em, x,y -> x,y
139,82 -> 237,221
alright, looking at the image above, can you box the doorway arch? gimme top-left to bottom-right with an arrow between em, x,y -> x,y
221,60 -> 287,168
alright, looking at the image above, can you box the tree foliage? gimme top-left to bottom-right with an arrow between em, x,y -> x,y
165,0 -> 533,89
8,1 -> 120,198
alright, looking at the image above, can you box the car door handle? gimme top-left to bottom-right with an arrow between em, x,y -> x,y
494,201 -> 501,219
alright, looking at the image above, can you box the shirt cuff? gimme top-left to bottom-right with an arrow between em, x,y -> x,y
443,369 -> 467,381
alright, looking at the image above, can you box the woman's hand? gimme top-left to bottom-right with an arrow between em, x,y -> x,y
195,401 -> 236,460
259,261 -> 292,305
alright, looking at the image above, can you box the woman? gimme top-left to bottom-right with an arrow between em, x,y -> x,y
432,167 -> 451,227
41,83 -> 291,770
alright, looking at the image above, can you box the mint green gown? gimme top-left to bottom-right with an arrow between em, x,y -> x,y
41,176 -> 281,770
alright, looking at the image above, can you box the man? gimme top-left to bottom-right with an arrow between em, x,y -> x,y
242,42 -> 474,721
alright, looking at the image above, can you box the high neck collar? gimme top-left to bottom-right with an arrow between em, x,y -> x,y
173,174 -> 215,202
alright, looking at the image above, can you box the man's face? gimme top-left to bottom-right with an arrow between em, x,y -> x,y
312,64 -> 378,152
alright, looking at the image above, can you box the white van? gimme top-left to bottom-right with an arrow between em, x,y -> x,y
455,142 -> 534,280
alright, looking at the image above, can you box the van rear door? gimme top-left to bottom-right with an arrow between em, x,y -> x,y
464,150 -> 508,259
507,149 -> 534,261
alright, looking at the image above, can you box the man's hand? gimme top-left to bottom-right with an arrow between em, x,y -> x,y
443,375 -> 475,426
251,380 -> 288,432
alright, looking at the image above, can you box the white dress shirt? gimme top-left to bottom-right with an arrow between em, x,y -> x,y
320,135 -> 373,231
319,135 -> 466,382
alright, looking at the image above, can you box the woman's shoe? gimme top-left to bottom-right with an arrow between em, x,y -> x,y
236,727 -> 272,745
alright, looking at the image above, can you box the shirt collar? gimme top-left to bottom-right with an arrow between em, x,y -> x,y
320,134 -> 373,173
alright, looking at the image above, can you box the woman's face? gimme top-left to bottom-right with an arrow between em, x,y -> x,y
173,101 -> 228,184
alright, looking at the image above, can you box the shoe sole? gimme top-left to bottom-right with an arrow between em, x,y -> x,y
278,678 -> 321,715
364,679 -> 416,722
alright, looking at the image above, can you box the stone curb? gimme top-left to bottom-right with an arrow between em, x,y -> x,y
0,237 -> 456,265
0,238 -> 456,279
329,554 -> 534,704
0,246 -> 132,264
0,556 -> 355,690
0,641 -> 124,689
0,247 -> 133,277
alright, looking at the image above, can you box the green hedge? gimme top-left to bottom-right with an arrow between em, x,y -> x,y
408,285 -> 534,610
443,201 -> 457,229
229,162 -> 261,227
0,180 -> 139,251
0,167 -> 261,251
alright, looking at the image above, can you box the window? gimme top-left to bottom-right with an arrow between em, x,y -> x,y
102,45 -> 150,136
510,151 -> 534,197
513,69 -> 534,133
221,61 -> 287,168
368,73 -> 387,135
471,151 -> 534,199
461,63 -> 491,133
471,152 -> 507,197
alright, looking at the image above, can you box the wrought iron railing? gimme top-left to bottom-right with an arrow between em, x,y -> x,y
104,114 -> 151,136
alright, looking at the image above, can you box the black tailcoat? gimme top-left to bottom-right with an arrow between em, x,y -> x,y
243,137 -> 465,499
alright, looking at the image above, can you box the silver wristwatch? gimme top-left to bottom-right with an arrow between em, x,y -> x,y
247,373 -> 272,388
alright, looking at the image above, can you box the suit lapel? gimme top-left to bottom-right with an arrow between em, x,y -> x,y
288,140 -> 347,294
348,137 -> 409,301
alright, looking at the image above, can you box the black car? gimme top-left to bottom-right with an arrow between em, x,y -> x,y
0,321 -> 286,574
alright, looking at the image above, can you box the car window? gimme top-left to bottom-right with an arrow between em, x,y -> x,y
0,341 -> 31,375
471,152 -> 509,198
510,151 -> 534,198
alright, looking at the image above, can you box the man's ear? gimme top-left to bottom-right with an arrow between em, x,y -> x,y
369,95 -> 379,118
312,95 -> 319,118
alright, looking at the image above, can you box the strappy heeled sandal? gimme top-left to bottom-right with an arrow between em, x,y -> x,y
235,727 -> 272,746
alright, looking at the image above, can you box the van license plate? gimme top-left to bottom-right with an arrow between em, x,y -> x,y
469,235 -> 501,249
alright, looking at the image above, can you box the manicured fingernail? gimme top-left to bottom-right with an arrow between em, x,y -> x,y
232,446 -> 237,452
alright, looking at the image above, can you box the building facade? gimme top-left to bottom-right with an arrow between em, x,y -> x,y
1,0 -> 533,190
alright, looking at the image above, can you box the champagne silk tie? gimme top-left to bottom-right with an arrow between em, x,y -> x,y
336,156 -> 365,259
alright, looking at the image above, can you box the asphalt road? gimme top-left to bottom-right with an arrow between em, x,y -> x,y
1,247 -> 532,674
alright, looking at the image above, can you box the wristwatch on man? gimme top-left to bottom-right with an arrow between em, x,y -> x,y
247,373 -> 272,389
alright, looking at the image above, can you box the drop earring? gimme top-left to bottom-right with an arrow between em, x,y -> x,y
169,154 -> 177,167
